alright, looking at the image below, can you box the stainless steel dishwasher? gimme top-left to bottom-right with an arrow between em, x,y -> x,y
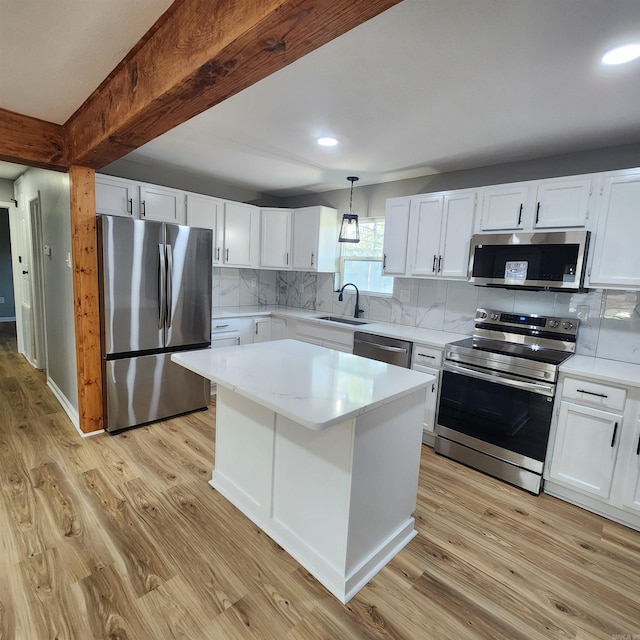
353,331 -> 412,368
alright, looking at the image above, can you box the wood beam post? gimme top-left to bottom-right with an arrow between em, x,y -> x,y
69,166 -> 103,434
65,0 -> 401,168
0,107 -> 67,170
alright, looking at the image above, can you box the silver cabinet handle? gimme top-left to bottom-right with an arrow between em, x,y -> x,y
611,422 -> 618,448
438,255 -> 442,273
127,198 -> 133,214
216,247 -> 220,261
636,434 -> 640,456
383,254 -> 387,269
286,252 -> 289,265
432,255 -> 437,273
417,353 -> 436,359
517,203 -> 523,226
311,253 -> 314,267
226,248 -> 229,262
141,200 -> 146,217
214,324 -> 229,329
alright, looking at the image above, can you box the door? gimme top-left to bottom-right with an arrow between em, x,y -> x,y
223,202 -> 257,267
140,185 -> 186,224
480,184 -> 528,230
29,195 -> 47,369
534,178 -> 591,229
253,317 -> 271,342
439,192 -> 476,279
622,419 -> 640,514
98,216 -> 164,355
291,208 -> 320,271
186,193 -> 222,264
548,401 -> 621,499
382,197 -> 410,275
260,208 -> 292,268
407,195 -> 442,276
165,224 -> 212,349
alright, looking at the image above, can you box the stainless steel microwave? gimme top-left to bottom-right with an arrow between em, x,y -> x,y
468,231 -> 590,291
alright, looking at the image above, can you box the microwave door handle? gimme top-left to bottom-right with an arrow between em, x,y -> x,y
444,362 -> 554,396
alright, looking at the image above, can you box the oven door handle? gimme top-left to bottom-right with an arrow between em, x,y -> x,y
443,362 -> 555,397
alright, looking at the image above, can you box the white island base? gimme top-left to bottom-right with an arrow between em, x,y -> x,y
212,384 -> 425,604
172,340 -> 431,603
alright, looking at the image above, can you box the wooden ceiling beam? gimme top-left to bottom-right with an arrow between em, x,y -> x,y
0,108 -> 66,170
65,0 -> 401,169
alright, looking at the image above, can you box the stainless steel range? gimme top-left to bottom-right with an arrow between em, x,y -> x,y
435,308 -> 578,494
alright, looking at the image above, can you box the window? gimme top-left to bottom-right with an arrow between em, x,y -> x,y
340,217 -> 393,295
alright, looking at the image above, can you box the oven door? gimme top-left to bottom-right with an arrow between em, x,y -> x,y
436,363 -> 555,474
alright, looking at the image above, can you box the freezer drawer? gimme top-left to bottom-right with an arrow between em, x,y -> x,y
104,352 -> 209,432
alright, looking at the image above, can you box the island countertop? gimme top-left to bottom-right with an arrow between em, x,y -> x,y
172,339 -> 433,430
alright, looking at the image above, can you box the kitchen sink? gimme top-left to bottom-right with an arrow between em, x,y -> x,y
317,316 -> 369,326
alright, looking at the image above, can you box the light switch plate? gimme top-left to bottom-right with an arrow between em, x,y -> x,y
399,289 -> 411,303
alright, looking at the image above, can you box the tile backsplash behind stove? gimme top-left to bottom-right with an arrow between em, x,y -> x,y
212,267 -> 640,366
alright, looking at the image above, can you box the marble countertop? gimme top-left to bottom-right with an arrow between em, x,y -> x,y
172,339 -> 433,430
560,355 -> 640,388
211,305 -> 461,348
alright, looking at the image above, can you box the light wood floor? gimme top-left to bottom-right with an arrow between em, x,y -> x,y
1,321 -> 639,639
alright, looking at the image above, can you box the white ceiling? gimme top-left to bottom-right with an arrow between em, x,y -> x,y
2,0 -> 640,197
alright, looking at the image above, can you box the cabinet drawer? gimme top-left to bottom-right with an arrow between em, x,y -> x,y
295,321 -> 353,348
412,344 -> 443,368
562,377 -> 626,411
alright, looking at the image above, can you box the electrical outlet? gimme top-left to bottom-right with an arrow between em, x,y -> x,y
298,283 -> 305,295
399,289 -> 411,303
250,277 -> 257,288
0,297 -> 4,304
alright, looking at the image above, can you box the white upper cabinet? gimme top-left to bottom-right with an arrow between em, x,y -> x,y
260,208 -> 293,269
588,169 -> 640,289
480,183 -> 528,231
223,202 -> 260,268
185,193 -> 224,264
139,184 -> 186,224
382,197 -> 411,276
96,175 -> 137,217
533,177 -> 592,229
291,206 -> 338,272
407,191 -> 476,279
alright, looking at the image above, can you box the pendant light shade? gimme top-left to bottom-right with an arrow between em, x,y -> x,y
338,176 -> 360,243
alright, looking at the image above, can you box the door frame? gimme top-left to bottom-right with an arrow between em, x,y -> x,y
2,199 -> 22,347
28,192 -> 48,370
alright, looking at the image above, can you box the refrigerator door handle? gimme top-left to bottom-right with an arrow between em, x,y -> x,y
158,244 -> 166,329
166,243 -> 173,328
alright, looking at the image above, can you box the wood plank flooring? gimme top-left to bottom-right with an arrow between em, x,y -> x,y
1,320 -> 639,639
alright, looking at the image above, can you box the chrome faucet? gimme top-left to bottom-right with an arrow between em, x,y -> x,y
337,283 -> 364,318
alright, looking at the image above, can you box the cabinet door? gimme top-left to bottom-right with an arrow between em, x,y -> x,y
223,202 -> 259,267
139,185 -> 186,224
261,208 -> 292,269
292,208 -> 320,271
406,195 -> 443,276
253,317 -> 271,343
383,197 -> 410,275
439,192 -> 476,279
480,184 -> 528,231
271,317 -> 287,341
588,170 -> 640,288
422,368 -> 440,435
534,178 -> 592,229
96,175 -> 137,217
186,194 -> 223,264
621,419 -> 640,514
549,401 -> 621,499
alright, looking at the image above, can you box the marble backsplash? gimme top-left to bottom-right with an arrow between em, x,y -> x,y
213,267 -> 640,366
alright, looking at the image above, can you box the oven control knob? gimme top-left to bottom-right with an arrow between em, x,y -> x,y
478,311 -> 487,319
562,321 -> 574,330
548,320 -> 559,329
490,313 -> 499,321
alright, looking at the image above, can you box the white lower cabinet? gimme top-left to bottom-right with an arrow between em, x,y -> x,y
411,343 -> 443,445
293,320 -> 353,353
271,317 -> 287,341
253,317 -> 271,342
548,401 -> 621,499
545,373 -> 640,530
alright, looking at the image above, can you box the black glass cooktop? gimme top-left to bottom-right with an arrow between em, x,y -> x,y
447,337 -> 574,367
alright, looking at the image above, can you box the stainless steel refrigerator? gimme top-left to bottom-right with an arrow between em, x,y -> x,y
97,215 -> 212,433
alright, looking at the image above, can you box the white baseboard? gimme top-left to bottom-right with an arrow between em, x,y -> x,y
46,378 -> 103,438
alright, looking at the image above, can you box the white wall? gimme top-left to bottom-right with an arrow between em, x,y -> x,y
19,168 -> 78,412
0,179 -> 14,201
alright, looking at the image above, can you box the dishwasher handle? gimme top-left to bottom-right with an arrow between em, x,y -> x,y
354,338 -> 408,354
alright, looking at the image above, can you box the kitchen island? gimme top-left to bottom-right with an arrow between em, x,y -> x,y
172,339 -> 432,603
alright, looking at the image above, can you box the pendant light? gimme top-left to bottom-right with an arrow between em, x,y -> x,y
338,176 -> 360,243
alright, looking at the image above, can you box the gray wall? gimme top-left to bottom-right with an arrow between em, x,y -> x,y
0,179 -> 15,201
0,208 -> 16,319
280,141 -> 640,216
19,169 -> 77,411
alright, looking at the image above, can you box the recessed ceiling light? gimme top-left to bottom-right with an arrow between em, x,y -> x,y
601,43 -> 640,65
317,137 -> 339,147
